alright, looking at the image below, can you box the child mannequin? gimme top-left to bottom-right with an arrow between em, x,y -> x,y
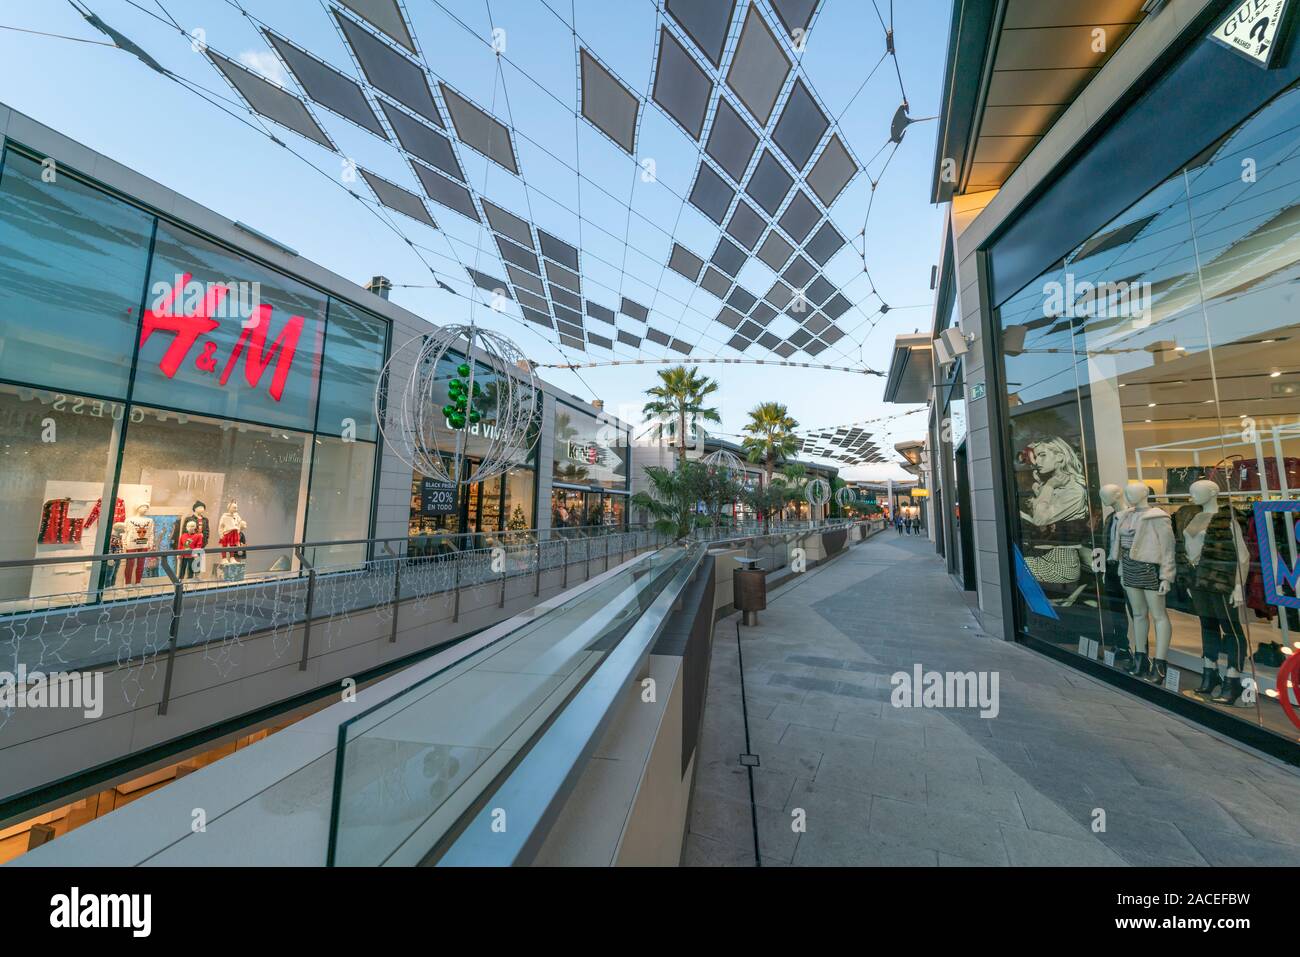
218,500 -> 247,565
178,518 -> 204,580
123,503 -> 154,586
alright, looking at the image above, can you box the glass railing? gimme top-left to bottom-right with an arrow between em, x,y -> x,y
325,543 -> 696,866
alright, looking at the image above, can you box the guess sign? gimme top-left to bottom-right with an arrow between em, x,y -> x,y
140,272 -> 307,402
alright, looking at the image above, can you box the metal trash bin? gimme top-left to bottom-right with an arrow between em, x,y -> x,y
734,557 -> 766,626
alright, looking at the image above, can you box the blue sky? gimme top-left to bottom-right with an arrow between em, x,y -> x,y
0,0 -> 946,480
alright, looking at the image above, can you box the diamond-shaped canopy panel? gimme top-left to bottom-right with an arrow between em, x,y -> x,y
359,168 -> 434,226
335,11 -> 441,126
726,6 -> 790,126
265,32 -> 385,137
380,100 -> 462,180
580,49 -> 640,154
209,51 -> 334,150
652,27 -> 713,140
665,0 -> 737,67
337,0 -> 417,53
441,84 -> 519,174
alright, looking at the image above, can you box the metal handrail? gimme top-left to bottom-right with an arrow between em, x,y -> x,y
436,543 -> 705,866
0,523 -> 651,571
0,526 -> 669,719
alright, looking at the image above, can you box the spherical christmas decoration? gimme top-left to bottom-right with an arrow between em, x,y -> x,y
806,478 -> 831,507
835,486 -> 857,507
375,325 -> 539,486
702,447 -> 745,476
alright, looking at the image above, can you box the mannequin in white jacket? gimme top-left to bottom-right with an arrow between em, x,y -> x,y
1107,481 -> 1175,681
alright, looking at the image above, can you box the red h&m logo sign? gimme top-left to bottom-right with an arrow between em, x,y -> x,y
141,273 -> 304,402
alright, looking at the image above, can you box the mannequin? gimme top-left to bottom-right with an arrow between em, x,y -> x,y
106,520 -> 128,588
218,500 -> 247,565
1173,480 -> 1250,703
1108,481 -> 1174,681
175,500 -> 210,550
1098,483 -> 1134,667
123,503 -> 154,586
177,519 -> 204,580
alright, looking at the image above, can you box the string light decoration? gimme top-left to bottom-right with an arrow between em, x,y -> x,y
805,478 -> 831,507
702,447 -> 746,476
375,325 -> 539,486
835,486 -> 858,507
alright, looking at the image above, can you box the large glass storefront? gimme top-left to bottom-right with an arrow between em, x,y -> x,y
550,401 -> 629,530
0,146 -> 387,608
997,79 -> 1300,742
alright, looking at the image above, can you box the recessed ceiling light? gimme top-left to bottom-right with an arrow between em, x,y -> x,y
1147,402 -> 1157,408
1271,370 -> 1282,378
1144,418 -> 1153,423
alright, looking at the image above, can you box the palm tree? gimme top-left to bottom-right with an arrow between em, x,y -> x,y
740,401 -> 800,487
642,366 -> 721,468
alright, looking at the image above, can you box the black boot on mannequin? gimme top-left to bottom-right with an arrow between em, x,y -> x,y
1194,667 -> 1221,696
1146,658 -> 1168,685
1126,652 -> 1149,678
1211,676 -> 1244,705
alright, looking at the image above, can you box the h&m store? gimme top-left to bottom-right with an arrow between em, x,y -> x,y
0,104 -> 625,610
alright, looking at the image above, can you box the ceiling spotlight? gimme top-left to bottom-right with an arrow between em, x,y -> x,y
1271,370 -> 1283,378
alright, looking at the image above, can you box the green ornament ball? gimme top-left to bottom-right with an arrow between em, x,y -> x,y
449,378 -> 463,394
456,362 -> 471,377
469,410 -> 481,423
442,404 -> 455,418
450,413 -> 466,428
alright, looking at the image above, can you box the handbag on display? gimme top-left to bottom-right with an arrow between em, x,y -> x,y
1166,467 -> 1203,496
1023,545 -> 1083,584
234,532 -> 248,561
1238,456 -> 1300,493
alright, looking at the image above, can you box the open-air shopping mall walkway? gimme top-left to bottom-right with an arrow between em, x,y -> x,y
686,533 -> 1300,867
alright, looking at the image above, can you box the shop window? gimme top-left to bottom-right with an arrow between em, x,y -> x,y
316,298 -> 387,441
998,81 -> 1300,738
0,384 -> 122,608
113,407 -> 312,588
305,435 -> 377,567
552,403 -> 629,489
133,222 -> 326,432
0,150 -> 154,399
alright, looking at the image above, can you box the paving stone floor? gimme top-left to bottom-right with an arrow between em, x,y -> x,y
684,532 -> 1300,866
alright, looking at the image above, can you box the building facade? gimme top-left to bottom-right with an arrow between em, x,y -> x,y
0,103 -> 625,610
899,0 -> 1300,759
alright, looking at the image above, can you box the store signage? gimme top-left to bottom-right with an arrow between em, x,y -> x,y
971,383 -> 986,400
141,271 -> 308,402
1211,0 -> 1293,68
420,478 -> 457,516
1254,500 -> 1300,607
568,440 -> 615,470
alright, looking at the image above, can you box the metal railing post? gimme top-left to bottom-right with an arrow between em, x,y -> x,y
562,538 -> 569,589
498,546 -> 507,608
604,534 -> 610,572
296,546 -> 316,670
452,557 -> 461,623
585,532 -> 591,581
390,551 -> 401,643
157,561 -> 184,716
534,540 -> 542,596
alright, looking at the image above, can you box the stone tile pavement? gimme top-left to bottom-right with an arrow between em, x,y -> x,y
684,532 -> 1300,866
